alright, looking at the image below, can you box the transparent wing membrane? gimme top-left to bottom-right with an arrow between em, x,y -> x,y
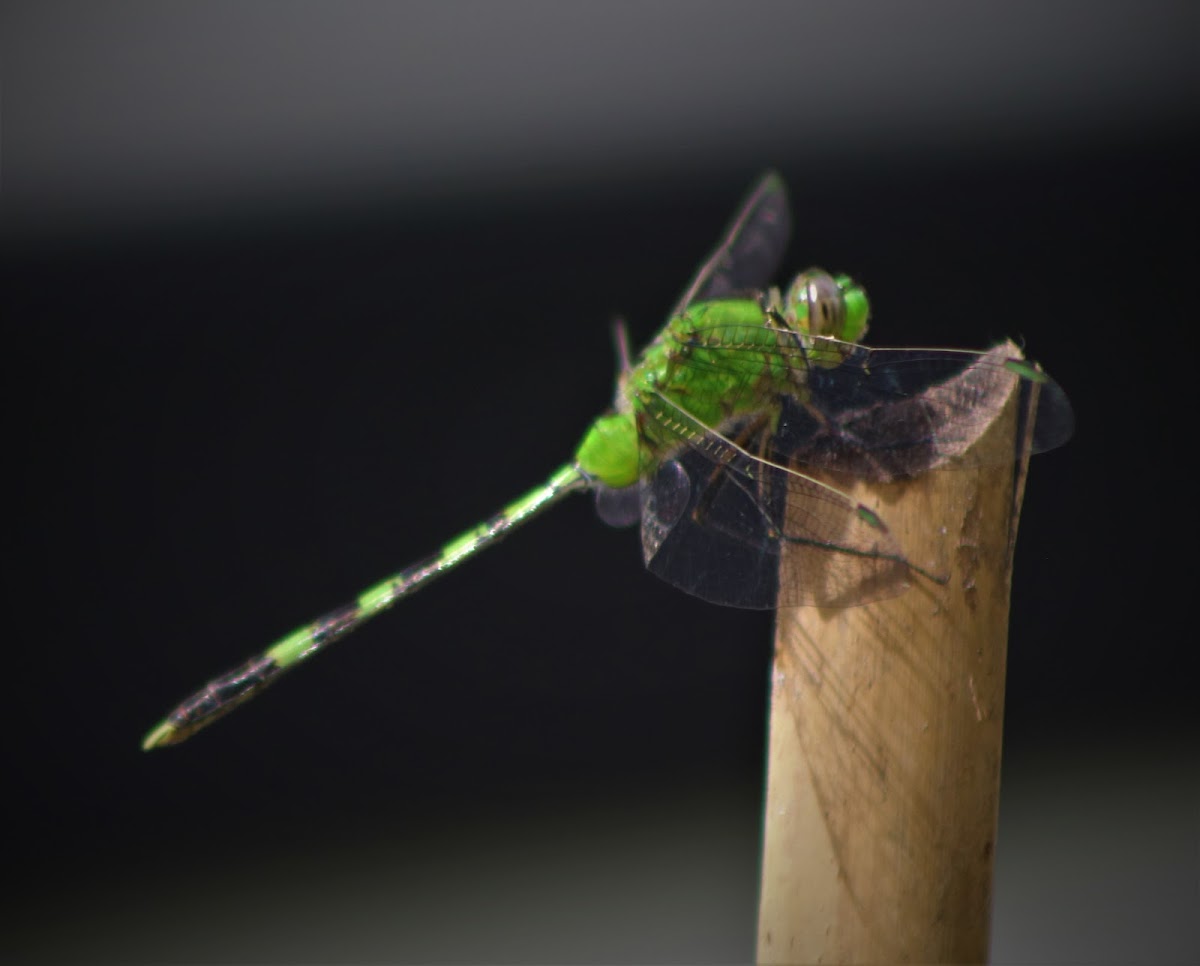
670,172 -> 792,316
661,325 -> 1074,478
635,336 -> 1072,608
637,397 -> 915,608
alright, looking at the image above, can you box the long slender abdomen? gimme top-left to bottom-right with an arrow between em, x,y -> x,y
142,464 -> 586,749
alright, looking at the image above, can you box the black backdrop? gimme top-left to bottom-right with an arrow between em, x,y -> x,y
6,8 -> 1197,961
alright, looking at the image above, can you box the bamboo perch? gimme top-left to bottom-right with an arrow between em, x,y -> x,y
757,343 -> 1038,964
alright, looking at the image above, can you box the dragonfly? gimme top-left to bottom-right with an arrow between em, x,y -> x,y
143,171 -> 1073,749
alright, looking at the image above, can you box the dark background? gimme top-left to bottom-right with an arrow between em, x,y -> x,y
5,3 -> 1196,962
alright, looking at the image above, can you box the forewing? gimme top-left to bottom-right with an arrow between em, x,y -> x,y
777,340 -> 1074,479
669,327 -> 1074,481
669,172 -> 792,317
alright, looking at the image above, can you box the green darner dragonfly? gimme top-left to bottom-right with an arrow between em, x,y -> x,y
143,172 -> 1073,749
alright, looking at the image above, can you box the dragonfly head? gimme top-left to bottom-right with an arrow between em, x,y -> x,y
783,269 -> 870,343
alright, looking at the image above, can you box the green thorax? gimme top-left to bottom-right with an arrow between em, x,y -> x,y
574,269 -> 870,489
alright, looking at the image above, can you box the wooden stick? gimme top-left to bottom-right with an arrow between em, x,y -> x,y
757,345 -> 1037,964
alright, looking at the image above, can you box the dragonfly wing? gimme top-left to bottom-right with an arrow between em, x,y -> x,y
669,172 -> 792,317
773,340 -> 1074,480
637,397 -> 916,609
1025,371 -> 1074,454
640,449 -> 782,608
593,483 -> 642,528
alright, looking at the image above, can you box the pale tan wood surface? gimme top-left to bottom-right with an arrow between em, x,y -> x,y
758,347 -> 1037,964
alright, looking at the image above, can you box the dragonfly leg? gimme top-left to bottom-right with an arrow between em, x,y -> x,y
689,411 -> 771,528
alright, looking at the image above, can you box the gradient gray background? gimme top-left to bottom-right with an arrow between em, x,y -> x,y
5,2 -> 1197,961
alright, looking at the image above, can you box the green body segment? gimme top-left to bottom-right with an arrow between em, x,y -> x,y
142,464 -> 586,748
575,277 -> 870,488
572,412 -> 638,489
262,464 -> 587,672
1004,358 -> 1048,383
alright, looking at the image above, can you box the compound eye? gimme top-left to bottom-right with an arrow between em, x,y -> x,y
793,270 -> 846,336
